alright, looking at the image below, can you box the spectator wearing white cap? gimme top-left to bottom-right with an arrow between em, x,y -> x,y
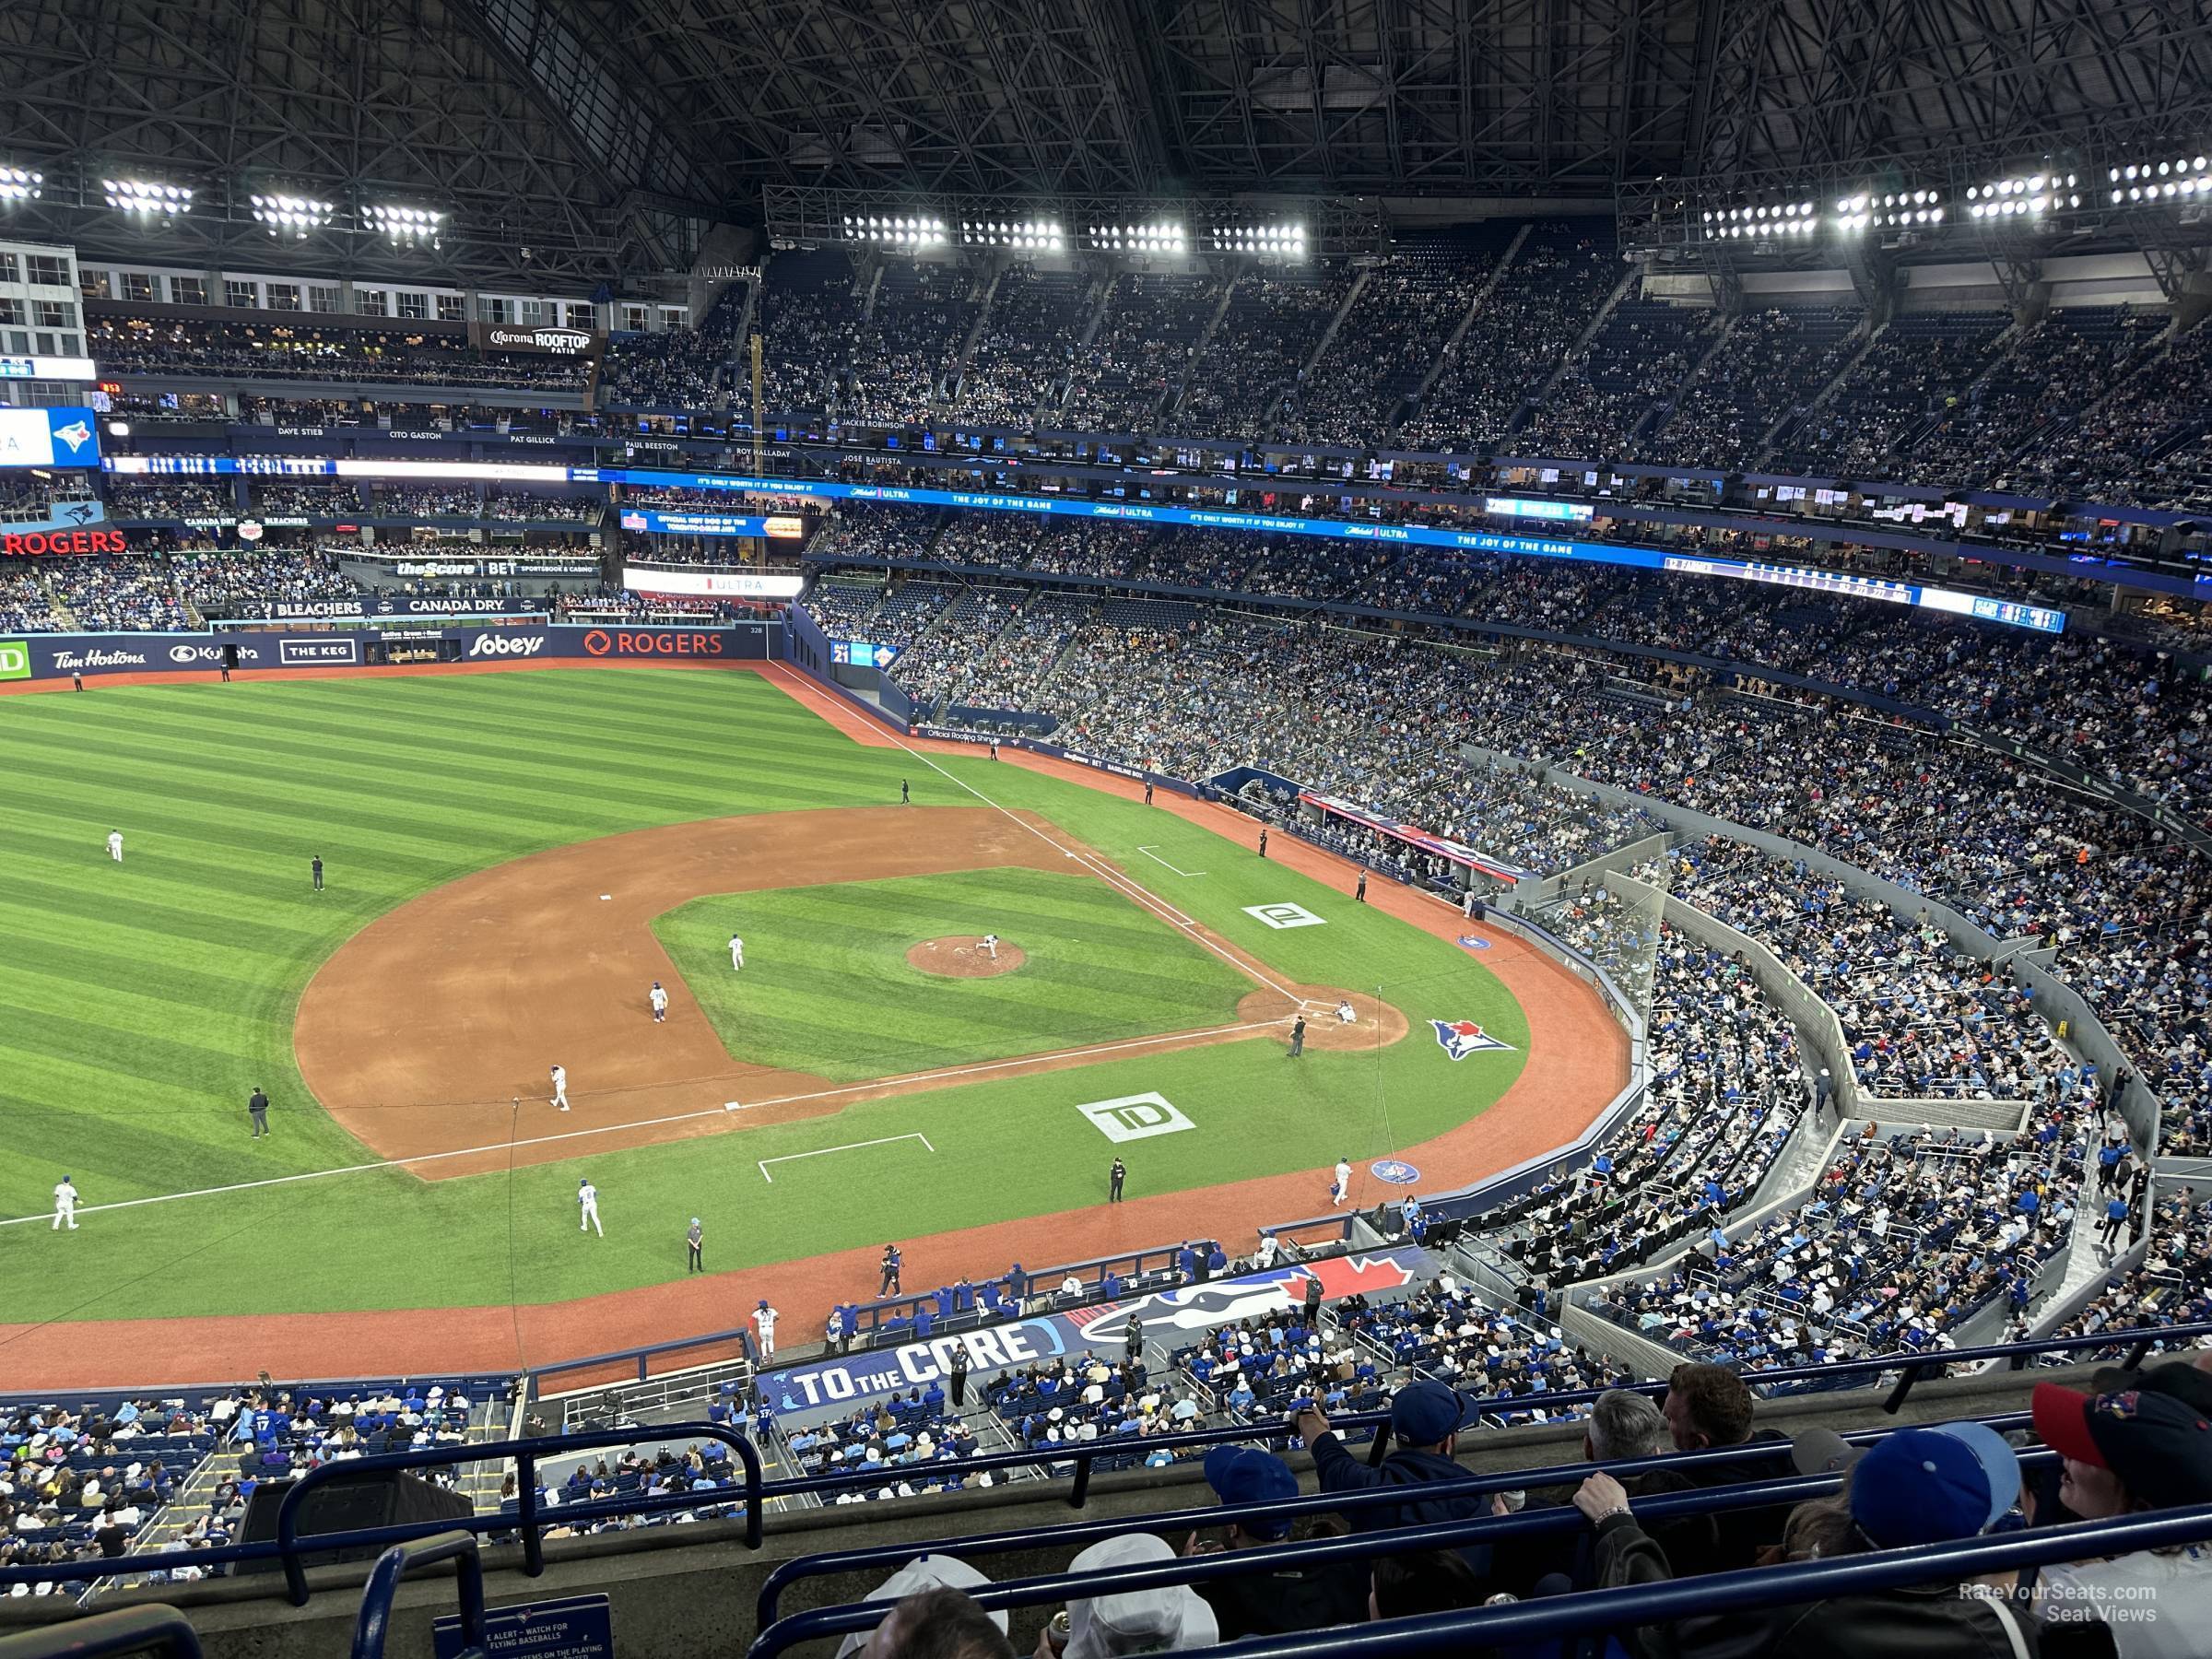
1037,1535 -> 1219,1659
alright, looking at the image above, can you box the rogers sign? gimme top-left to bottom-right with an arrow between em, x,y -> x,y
582,628 -> 726,658
3,528 -> 130,556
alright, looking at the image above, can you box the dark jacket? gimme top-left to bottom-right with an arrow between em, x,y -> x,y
1195,1549 -> 1368,1640
1311,1431 -> 1491,1576
1594,1512 -> 2041,1659
1669,1429 -> 1797,1576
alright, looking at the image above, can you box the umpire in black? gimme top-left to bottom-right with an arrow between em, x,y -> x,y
248,1087 -> 270,1138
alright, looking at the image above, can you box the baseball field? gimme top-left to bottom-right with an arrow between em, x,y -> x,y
0,661 -> 1620,1382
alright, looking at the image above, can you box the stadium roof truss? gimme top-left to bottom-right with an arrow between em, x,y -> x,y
5,0 -> 2211,287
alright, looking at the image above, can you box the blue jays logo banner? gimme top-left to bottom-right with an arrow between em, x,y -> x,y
766,1248 -> 1430,1413
1431,1018 -> 1516,1061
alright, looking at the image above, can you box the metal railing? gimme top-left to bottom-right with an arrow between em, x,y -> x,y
5,1322 -> 2203,1601
351,1533 -> 487,1659
755,1410 -> 2038,1628
750,1440 -> 2088,1659
1183,1503 -> 2212,1658
0,1606 -> 205,1659
274,1424 -> 764,1605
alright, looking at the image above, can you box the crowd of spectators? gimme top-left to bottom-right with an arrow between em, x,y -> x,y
1285,235 -> 1502,446
1400,219 -> 1620,452
598,288 -> 742,410
102,481 -> 235,520
1521,300 -> 1724,458
1771,311 -> 2013,477
1594,1114 -> 2089,1371
0,567 -> 57,630
1636,305 -> 1864,470
1665,837 -> 2071,1101
845,264 -> 978,427
88,316 -> 587,391
758,251 -> 862,415
1171,268 -> 1352,441
952,265 -> 1097,427
1058,273 -> 1221,432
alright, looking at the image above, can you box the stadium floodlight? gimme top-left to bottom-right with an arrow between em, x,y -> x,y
0,164 -> 41,203
103,177 -> 193,215
250,192 -> 335,237
1964,171 -> 2079,218
1211,220 -> 1307,259
365,203 -> 444,243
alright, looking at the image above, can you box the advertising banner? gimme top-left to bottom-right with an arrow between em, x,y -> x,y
619,509 -> 767,537
0,623 -> 776,682
467,322 -> 605,359
765,1248 -> 1430,1411
200,596 -> 547,622
620,567 -> 804,599
1300,790 -> 1539,884
0,406 -> 100,470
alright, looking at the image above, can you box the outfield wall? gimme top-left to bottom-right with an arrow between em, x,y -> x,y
0,621 -> 779,683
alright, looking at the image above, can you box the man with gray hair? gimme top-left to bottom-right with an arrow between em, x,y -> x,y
1583,1388 -> 1669,1463
1494,1389 -> 1721,1597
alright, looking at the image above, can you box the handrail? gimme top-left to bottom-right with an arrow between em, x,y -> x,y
351,1532 -> 487,1659
275,1423 -> 761,1606
0,1606 -> 204,1659
6,1323 -> 2197,1598
747,1449 -> 2058,1659
755,1411 -> 1393,1511
1164,1502 -> 2212,1658
755,1410 -> 2034,1625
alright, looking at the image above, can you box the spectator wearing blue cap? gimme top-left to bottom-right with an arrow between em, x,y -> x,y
1571,1418 -> 2034,1656
1182,1446 -> 1365,1638
1291,1380 -> 1494,1576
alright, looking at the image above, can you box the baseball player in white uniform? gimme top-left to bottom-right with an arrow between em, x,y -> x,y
550,1064 -> 570,1112
577,1177 -> 602,1235
1335,998 -> 1358,1025
52,1175 -> 79,1230
649,982 -> 669,1023
752,1299 -> 779,1359
729,935 -> 744,971
1331,1158 -> 1352,1208
980,934 -> 1000,960
106,830 -> 124,864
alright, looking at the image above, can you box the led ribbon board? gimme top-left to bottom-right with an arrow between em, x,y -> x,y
105,455 -> 2065,633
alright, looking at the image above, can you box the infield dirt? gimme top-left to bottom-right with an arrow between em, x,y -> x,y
295,805 -> 1406,1180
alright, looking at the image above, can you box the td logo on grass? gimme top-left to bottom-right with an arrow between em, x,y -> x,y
0,641 -> 29,682
1079,1092 -> 1194,1143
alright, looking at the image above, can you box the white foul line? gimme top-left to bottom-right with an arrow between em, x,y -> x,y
0,1019 -> 1288,1228
1136,844 -> 1207,877
767,663 -> 1296,1000
759,1132 -> 935,1183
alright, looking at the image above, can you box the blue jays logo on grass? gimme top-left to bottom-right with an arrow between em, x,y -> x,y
1430,1018 -> 1515,1061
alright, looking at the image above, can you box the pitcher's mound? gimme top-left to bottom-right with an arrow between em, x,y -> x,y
908,935 -> 1026,977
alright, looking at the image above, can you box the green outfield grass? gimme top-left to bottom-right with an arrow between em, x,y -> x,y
655,866 -> 1254,1080
0,669 -> 1532,1325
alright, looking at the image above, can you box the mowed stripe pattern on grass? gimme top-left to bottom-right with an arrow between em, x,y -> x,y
656,866 -> 1255,1081
0,669 -> 901,1218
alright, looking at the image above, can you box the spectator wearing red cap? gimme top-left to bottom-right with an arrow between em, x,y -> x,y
1572,1418 -> 2035,1656
2031,1361 -> 2212,1658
